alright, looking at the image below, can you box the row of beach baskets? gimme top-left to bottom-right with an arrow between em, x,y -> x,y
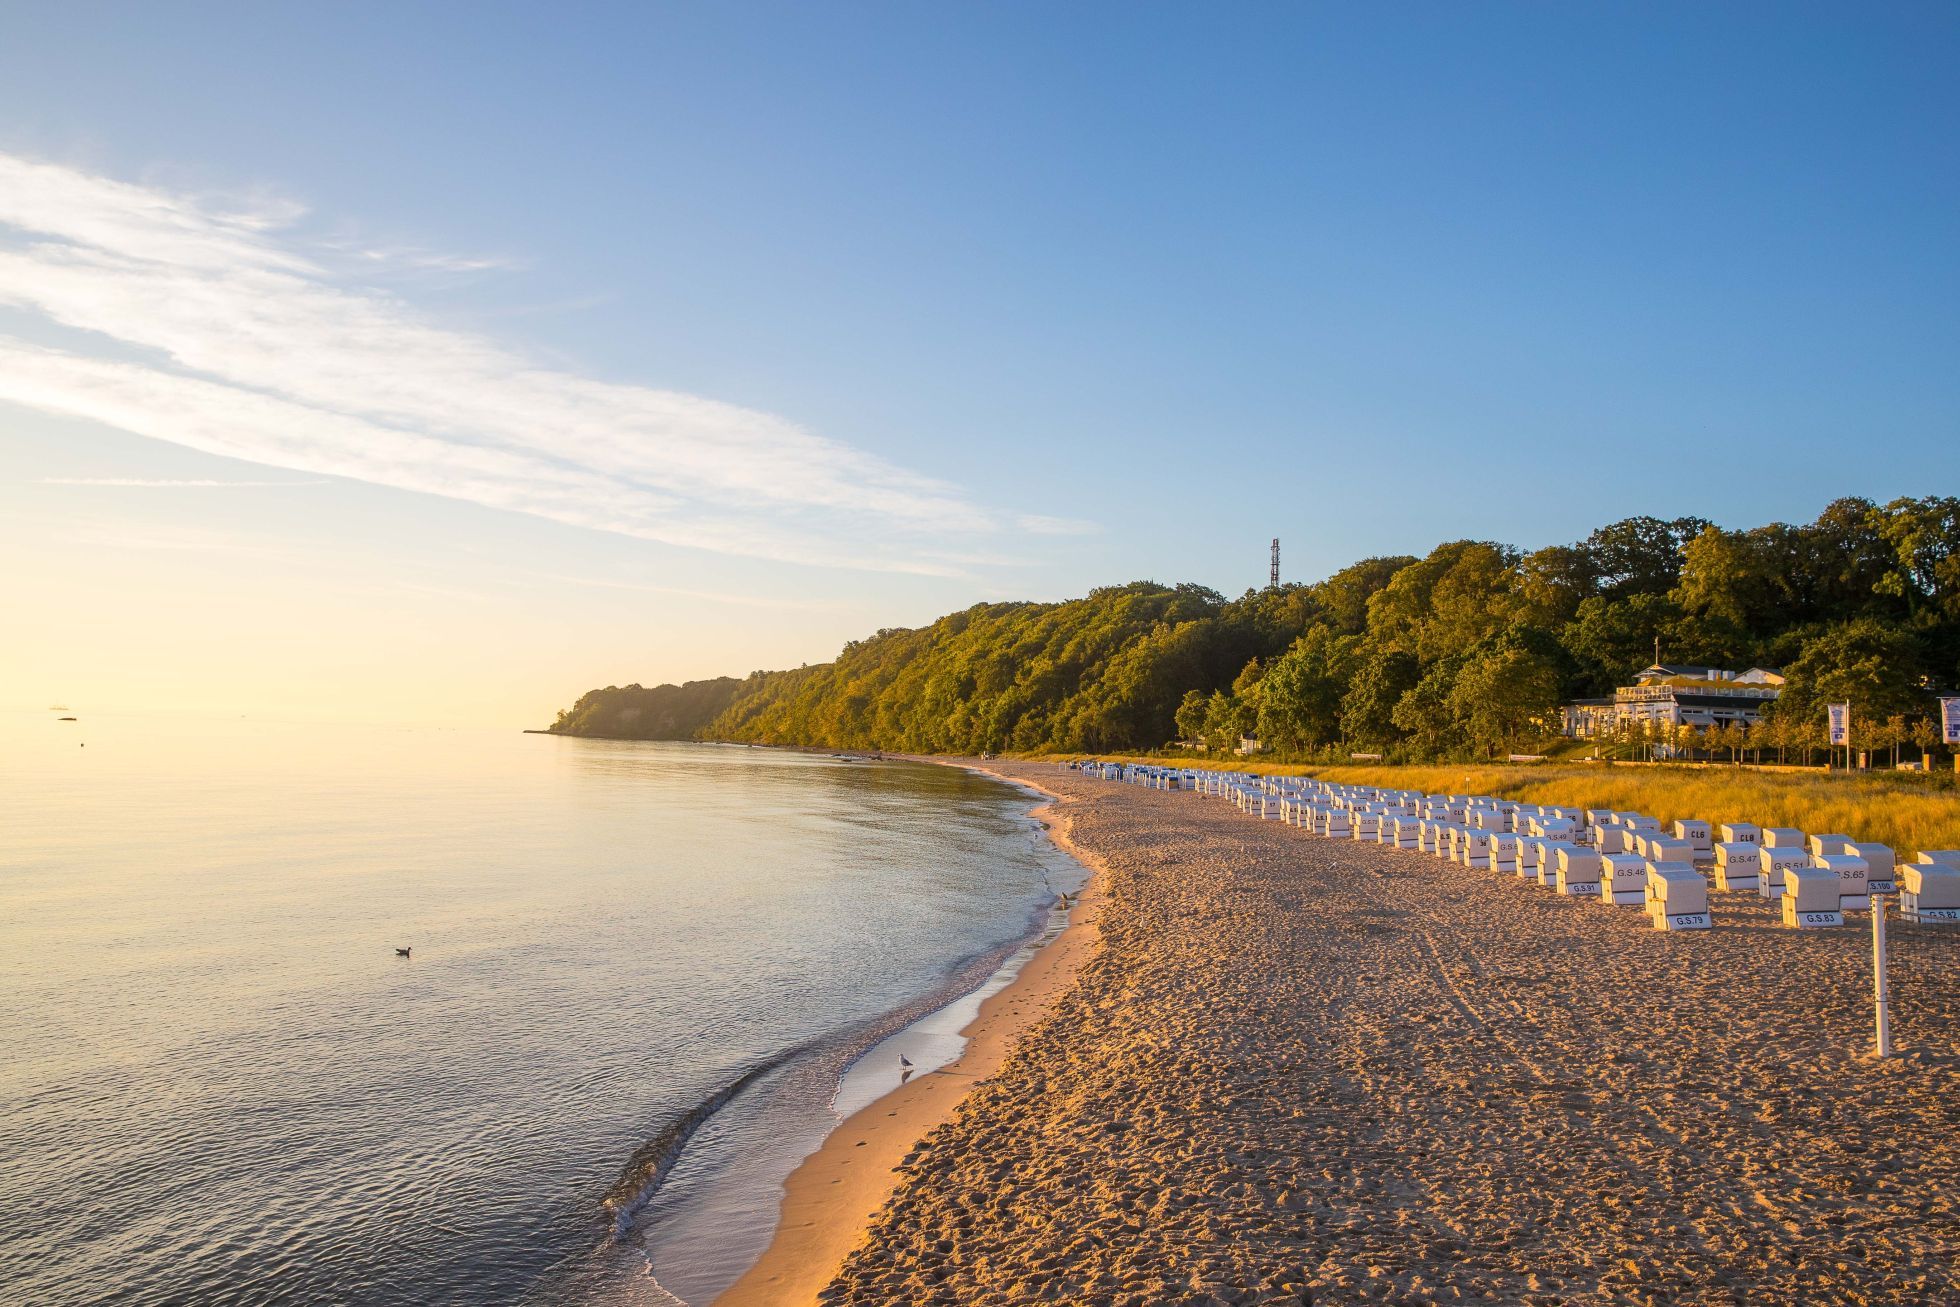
1068,761 -> 1960,931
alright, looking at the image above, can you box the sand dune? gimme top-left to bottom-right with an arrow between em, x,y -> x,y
814,764 -> 1960,1306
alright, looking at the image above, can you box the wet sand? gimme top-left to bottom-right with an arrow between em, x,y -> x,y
794,763 -> 1960,1306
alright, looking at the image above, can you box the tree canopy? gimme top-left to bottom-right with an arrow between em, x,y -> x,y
550,677 -> 744,739
550,499 -> 1960,760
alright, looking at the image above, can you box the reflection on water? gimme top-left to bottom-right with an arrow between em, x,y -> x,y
0,716 -> 1071,1306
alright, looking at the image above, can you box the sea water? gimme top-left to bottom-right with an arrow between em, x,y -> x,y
0,714 -> 1080,1306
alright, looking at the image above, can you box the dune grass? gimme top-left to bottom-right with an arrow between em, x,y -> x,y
1047,755 -> 1960,855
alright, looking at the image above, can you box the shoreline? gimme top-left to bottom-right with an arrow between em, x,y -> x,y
712,763 -> 1101,1307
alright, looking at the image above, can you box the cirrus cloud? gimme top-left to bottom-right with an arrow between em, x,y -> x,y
41,476 -> 329,487
0,153 -> 1091,574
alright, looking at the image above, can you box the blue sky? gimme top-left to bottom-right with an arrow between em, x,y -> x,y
2,3 -> 1956,723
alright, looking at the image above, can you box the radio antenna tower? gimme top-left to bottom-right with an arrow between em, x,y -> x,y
1269,538 -> 1281,590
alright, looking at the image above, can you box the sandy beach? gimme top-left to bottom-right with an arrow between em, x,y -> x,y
728,761 -> 1960,1306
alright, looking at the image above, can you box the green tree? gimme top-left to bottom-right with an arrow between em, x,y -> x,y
1390,655 -> 1469,758
1873,499 -> 1960,687
1871,498 -> 1960,616
1310,556 -> 1416,635
1875,714 -> 1910,769
1560,593 -> 1680,694
1510,544 -> 1599,628
1174,688 -> 1209,743
1366,540 -> 1517,662
1776,619 -> 1928,730
1910,715 -> 1941,767
1449,644 -> 1564,757
1256,626 -> 1357,751
1672,526 -> 1779,633
1807,498 -> 1904,619
1339,649 -> 1421,746
1585,515 -> 1709,599
1223,657 -> 1270,747
1201,689 -> 1251,753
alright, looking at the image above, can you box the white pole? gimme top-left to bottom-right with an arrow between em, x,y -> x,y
1873,891 -> 1893,1058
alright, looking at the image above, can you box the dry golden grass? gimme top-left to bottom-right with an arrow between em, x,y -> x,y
1309,764 -> 1960,855
1048,755 -> 1960,855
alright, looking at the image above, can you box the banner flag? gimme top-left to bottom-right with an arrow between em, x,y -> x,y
1942,697 -> 1960,746
1828,702 -> 1851,746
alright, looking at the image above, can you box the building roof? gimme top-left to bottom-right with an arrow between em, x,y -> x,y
1634,664 -> 1787,686
1637,663 -> 1723,680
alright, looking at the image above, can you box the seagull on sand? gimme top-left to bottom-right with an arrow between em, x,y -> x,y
395,947 -> 412,958
898,1054 -> 913,1070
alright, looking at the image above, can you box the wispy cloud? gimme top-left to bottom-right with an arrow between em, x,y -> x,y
347,245 -> 522,275
1015,513 -> 1101,537
0,153 -> 1093,574
41,476 -> 329,488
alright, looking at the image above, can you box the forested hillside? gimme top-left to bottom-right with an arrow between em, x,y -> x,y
548,498 -> 1960,760
549,676 -> 744,739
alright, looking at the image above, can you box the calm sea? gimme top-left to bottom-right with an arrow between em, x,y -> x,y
0,714 -> 1080,1306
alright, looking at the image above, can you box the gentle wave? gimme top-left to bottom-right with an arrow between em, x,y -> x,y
603,1050 -> 808,1238
602,915 -> 1045,1241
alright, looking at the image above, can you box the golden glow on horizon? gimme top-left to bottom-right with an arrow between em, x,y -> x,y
0,478 -> 908,727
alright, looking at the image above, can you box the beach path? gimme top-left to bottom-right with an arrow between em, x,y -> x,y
815,764 -> 1960,1306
